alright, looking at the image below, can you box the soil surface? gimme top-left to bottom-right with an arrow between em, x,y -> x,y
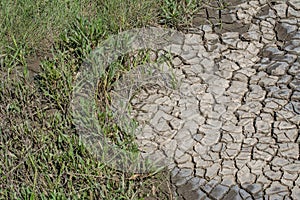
107,0 -> 300,199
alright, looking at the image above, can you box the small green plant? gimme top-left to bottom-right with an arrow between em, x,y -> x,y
4,35 -> 28,68
59,16 -> 106,64
159,0 -> 200,27
37,52 -> 74,114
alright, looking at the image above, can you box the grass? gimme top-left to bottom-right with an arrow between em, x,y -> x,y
0,0 -> 207,199
159,0 -> 201,27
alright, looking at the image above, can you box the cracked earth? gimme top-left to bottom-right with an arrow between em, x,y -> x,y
109,0 -> 300,199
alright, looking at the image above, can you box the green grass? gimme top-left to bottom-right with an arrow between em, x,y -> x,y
0,0 -> 205,199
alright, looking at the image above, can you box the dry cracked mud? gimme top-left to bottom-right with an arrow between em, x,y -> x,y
107,0 -> 300,199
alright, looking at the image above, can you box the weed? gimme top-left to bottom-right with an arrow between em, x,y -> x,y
59,16 -> 106,65
159,0 -> 201,27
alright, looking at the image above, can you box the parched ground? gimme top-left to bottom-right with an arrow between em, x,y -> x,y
109,0 -> 300,199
